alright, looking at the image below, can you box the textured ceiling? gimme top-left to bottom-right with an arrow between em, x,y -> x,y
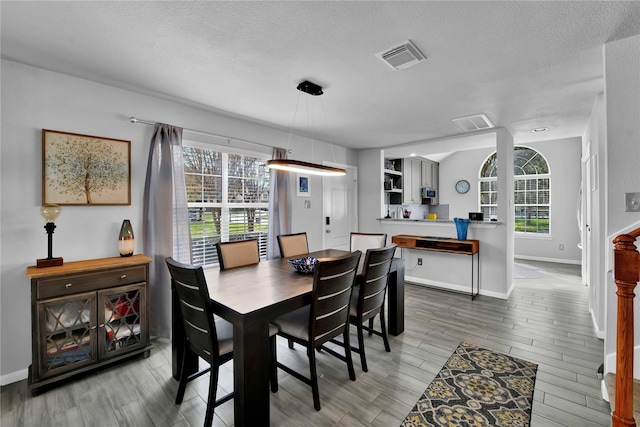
2,1 -> 640,155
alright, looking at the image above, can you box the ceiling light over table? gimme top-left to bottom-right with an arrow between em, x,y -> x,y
267,81 -> 346,176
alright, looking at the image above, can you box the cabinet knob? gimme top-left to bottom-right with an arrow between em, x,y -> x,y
65,283 -> 72,289
120,275 -> 127,279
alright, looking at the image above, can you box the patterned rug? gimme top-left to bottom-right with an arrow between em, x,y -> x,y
401,342 -> 538,427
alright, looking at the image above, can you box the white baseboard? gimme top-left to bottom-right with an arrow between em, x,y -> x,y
604,345 -> 640,378
590,308 -> 606,339
514,254 -> 581,265
405,276 -> 509,299
1,368 -> 28,386
601,379 -> 610,402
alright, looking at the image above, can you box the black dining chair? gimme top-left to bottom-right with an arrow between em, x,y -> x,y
165,257 -> 278,427
215,238 -> 260,269
271,251 -> 362,411
332,244 -> 397,372
277,232 -> 309,258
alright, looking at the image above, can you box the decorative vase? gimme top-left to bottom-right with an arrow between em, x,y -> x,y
118,219 -> 134,257
454,217 -> 470,241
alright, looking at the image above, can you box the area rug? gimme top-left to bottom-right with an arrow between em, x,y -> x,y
400,342 -> 538,427
514,262 -> 548,279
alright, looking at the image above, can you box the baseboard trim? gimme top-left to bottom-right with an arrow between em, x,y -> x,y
604,346 -> 640,378
514,254 -> 581,265
590,308 -> 606,339
1,368 -> 28,386
405,276 -> 508,299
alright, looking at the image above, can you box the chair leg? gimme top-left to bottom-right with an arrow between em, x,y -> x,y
270,335 -> 279,393
308,347 -> 321,411
204,366 -> 219,427
288,339 -> 294,349
379,310 -> 391,352
356,320 -> 368,372
368,318 -> 374,336
175,345 -> 189,404
342,330 -> 357,381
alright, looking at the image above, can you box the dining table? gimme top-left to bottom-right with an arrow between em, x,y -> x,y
170,249 -> 404,427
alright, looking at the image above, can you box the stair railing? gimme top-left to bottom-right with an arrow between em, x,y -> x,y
612,227 -> 640,427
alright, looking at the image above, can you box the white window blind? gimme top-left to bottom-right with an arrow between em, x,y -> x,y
183,145 -> 270,267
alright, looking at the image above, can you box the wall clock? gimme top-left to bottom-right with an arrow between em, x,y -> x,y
455,179 -> 470,194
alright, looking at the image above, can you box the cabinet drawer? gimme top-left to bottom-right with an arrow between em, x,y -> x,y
37,266 -> 146,299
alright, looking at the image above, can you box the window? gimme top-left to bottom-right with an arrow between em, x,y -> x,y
183,145 -> 270,266
479,146 -> 550,234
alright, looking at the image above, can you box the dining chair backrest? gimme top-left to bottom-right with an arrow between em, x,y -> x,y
357,245 -> 397,320
216,238 -> 260,270
309,251 -> 362,348
350,232 -> 387,253
165,257 -> 219,363
277,232 -> 309,258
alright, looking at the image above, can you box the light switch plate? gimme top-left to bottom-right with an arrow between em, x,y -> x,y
625,192 -> 640,212
304,200 -> 311,209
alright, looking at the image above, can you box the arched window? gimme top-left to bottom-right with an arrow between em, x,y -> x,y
479,146 -> 550,234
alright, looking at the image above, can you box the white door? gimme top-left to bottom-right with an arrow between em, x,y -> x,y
323,164 -> 357,250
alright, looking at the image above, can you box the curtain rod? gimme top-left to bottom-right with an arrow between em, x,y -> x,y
128,117 -> 290,153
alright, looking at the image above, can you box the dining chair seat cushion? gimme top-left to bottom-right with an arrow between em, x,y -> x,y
271,306 -> 310,341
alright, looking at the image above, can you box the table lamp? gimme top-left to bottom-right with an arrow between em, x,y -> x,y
37,204 -> 64,267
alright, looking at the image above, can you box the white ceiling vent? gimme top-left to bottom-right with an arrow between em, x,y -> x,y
376,40 -> 425,70
452,113 -> 495,132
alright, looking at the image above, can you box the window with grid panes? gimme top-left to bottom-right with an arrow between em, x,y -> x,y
479,146 -> 550,234
183,145 -> 270,267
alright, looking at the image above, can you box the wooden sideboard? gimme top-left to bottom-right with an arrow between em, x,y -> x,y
392,235 -> 480,299
26,255 -> 153,395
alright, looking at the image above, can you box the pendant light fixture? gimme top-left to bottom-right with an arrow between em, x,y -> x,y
267,81 -> 346,176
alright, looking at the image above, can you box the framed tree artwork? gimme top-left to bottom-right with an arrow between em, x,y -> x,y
42,129 -> 131,205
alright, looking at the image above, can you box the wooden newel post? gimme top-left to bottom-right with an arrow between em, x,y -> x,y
612,231 -> 639,427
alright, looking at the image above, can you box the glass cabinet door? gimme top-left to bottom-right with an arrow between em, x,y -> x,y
38,292 -> 97,378
99,283 -> 147,358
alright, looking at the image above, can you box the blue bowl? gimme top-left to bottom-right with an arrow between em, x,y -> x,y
288,257 -> 317,274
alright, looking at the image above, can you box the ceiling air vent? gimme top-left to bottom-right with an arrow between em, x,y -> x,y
452,113 -> 495,132
376,40 -> 425,70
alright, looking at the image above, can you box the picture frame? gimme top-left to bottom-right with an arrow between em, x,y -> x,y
296,174 -> 310,197
42,129 -> 131,205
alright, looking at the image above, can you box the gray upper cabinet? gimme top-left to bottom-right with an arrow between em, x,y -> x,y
402,158 -> 422,204
421,161 -> 432,187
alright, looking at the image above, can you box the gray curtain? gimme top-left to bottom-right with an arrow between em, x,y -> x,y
143,123 -> 192,338
267,147 -> 291,259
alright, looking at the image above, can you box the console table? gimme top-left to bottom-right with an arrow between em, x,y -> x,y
391,235 -> 480,299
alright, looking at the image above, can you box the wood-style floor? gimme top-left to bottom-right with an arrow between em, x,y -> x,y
1,260 -> 611,426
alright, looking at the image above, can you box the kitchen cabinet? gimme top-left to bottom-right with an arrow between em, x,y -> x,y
421,161 -> 432,187
402,158 -> 422,204
26,255 -> 152,396
421,160 -> 439,205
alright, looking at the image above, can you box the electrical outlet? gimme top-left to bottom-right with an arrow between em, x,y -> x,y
559,244 -> 565,250
417,258 -> 422,266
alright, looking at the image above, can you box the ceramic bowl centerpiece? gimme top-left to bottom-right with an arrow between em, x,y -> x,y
288,257 -> 318,274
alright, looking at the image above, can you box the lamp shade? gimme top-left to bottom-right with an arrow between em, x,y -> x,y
40,204 -> 61,222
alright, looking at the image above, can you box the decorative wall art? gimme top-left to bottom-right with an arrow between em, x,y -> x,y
42,130 -> 131,205
296,174 -> 310,197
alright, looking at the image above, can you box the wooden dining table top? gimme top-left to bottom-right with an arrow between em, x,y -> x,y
202,248 -> 351,317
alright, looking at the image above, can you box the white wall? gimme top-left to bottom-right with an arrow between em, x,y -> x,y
602,34 -> 640,374
0,59 -> 356,383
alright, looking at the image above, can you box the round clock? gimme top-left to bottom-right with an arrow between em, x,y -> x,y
455,179 -> 470,194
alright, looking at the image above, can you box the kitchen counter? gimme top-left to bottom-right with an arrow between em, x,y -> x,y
377,218 -> 500,226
